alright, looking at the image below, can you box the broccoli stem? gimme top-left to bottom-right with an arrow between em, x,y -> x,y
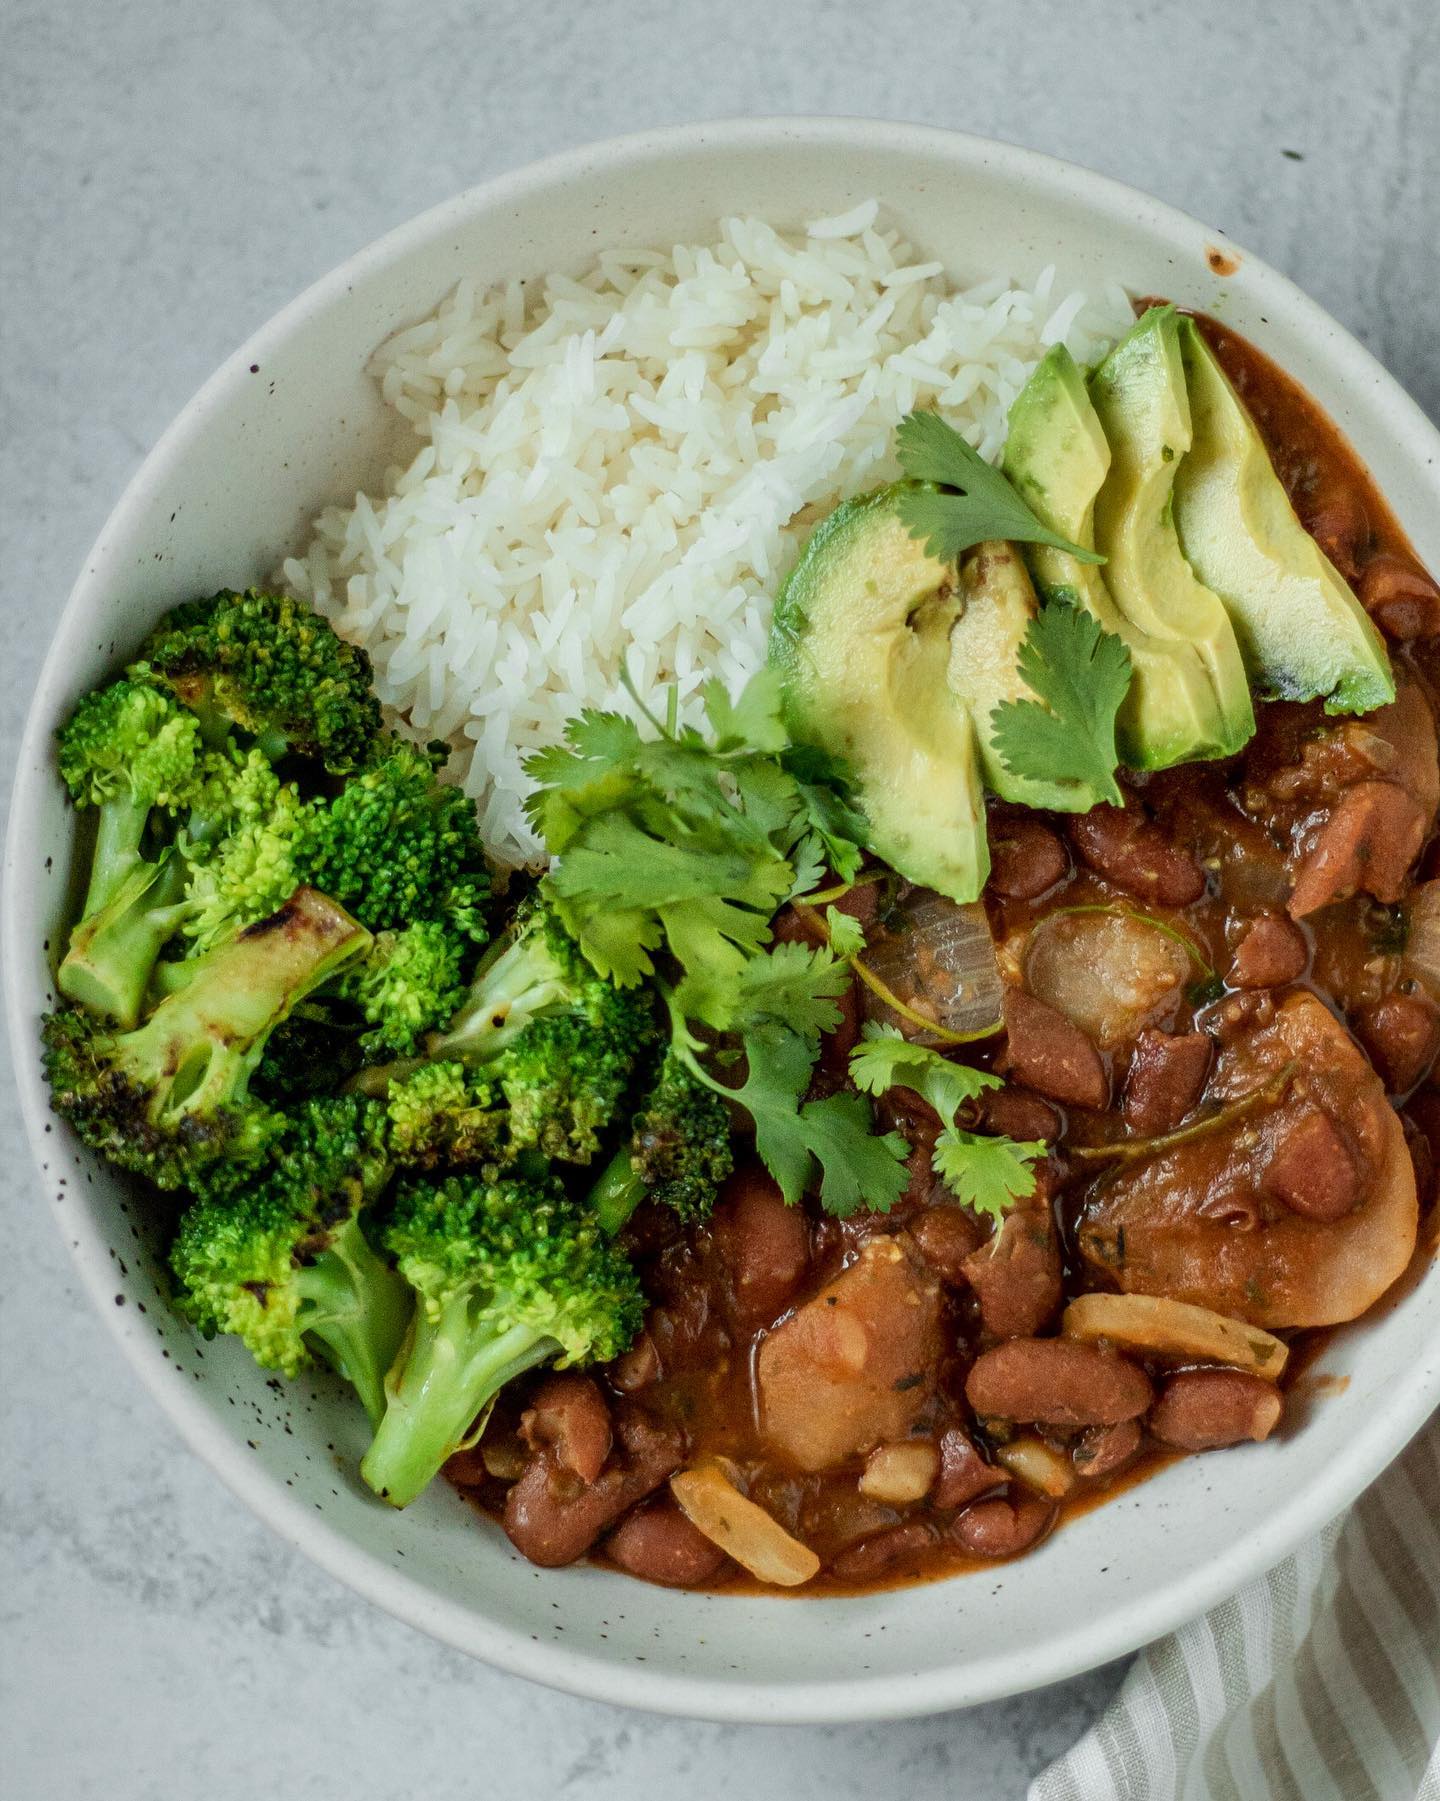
58,852 -> 190,1028
428,934 -> 568,1065
83,794 -> 153,917
361,1308 -> 558,1507
292,1217 -> 412,1429
588,1144 -> 644,1237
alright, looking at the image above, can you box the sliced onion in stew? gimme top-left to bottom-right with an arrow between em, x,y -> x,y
1062,1293 -> 1288,1378
670,1461 -> 821,1588
995,1435 -> 1077,1499
859,892 -> 1005,1044
1024,910 -> 1193,1048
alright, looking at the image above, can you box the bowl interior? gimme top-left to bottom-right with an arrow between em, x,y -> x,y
7,120 -> 1440,1723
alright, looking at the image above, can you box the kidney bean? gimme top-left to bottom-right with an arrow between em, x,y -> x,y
951,1490 -> 1057,1559
966,1338 -> 1153,1426
1229,913 -> 1308,989
1262,1108 -> 1359,1220
1001,989 -> 1109,1110
988,814 -> 1070,900
710,1167 -> 810,1329
1123,1029 -> 1212,1134
1355,990 -> 1440,1094
1288,782 -> 1427,916
1360,552 -> 1440,641
828,1521 -> 939,1582
1149,1369 -> 1283,1450
980,1085 -> 1060,1143
932,1426 -> 1008,1510
1072,1418 -> 1143,1480
519,1373 -> 613,1484
1069,805 -> 1206,907
961,1208 -> 1063,1339
604,1496 -> 731,1588
503,1408 -> 685,1568
908,1204 -> 984,1284
609,1328 -> 662,1394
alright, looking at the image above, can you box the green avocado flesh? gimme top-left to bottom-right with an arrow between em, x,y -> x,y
1087,307 -> 1255,760
1172,316 -> 1394,715
947,539 -> 1097,812
769,485 -> 989,902
1003,341 -> 1243,771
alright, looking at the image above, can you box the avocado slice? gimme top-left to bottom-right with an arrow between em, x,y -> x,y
1172,316 -> 1394,715
1087,307 -> 1255,758
1003,343 -> 1241,770
947,539 -> 1097,811
770,485 -> 989,902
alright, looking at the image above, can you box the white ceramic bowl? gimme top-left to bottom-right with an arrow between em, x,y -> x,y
7,118 -> 1440,1725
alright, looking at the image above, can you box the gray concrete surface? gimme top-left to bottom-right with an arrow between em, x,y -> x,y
2,2 -> 1436,1796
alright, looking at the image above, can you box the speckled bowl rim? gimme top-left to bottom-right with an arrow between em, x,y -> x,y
7,116 -> 1440,1723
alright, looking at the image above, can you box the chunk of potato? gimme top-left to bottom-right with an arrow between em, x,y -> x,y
756,1238 -> 942,1472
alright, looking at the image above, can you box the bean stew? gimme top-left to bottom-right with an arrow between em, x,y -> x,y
449,314 -> 1440,1592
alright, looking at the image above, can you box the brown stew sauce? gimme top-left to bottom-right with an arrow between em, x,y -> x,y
449,309 -> 1440,1594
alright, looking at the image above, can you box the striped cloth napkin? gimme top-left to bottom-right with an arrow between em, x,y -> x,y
1032,1419 -> 1440,1801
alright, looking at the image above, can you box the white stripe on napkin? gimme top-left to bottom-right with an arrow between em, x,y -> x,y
1032,1421 -> 1440,1801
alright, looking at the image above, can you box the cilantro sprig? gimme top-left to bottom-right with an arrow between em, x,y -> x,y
849,1024 -> 1043,1225
894,409 -> 1104,566
524,667 -> 909,1217
668,1004 -> 910,1218
526,668 -> 868,1000
988,602 -> 1131,810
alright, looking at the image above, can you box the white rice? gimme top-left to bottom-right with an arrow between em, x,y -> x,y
282,207 -> 1132,865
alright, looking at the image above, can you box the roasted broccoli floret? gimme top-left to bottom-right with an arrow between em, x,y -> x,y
43,888 -> 371,1190
180,780 -> 308,954
170,1095 -> 409,1425
411,890 -> 654,1162
253,1012 -> 367,1103
134,588 -> 382,773
56,678 -> 201,915
55,680 -> 206,1023
334,921 -> 468,1057
430,890 -> 619,1059
383,1062 -> 509,1171
360,1172 -> 643,1507
589,1051 -> 735,1235
289,738 -> 490,939
55,683 -> 311,1026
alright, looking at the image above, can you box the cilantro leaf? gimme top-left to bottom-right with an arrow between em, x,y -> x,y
894,410 -> 1104,565
702,668 -> 789,753
672,939 -> 850,1040
549,891 -> 661,987
798,1090 -> 911,1218
988,602 -> 1131,809
726,1024 -> 908,1214
824,905 -> 865,960
666,1008 -> 908,1216
777,743 -> 869,883
932,1129 -> 1046,1222
547,812 -> 791,913
848,1024 -> 1040,1224
849,1022 -> 1001,1115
